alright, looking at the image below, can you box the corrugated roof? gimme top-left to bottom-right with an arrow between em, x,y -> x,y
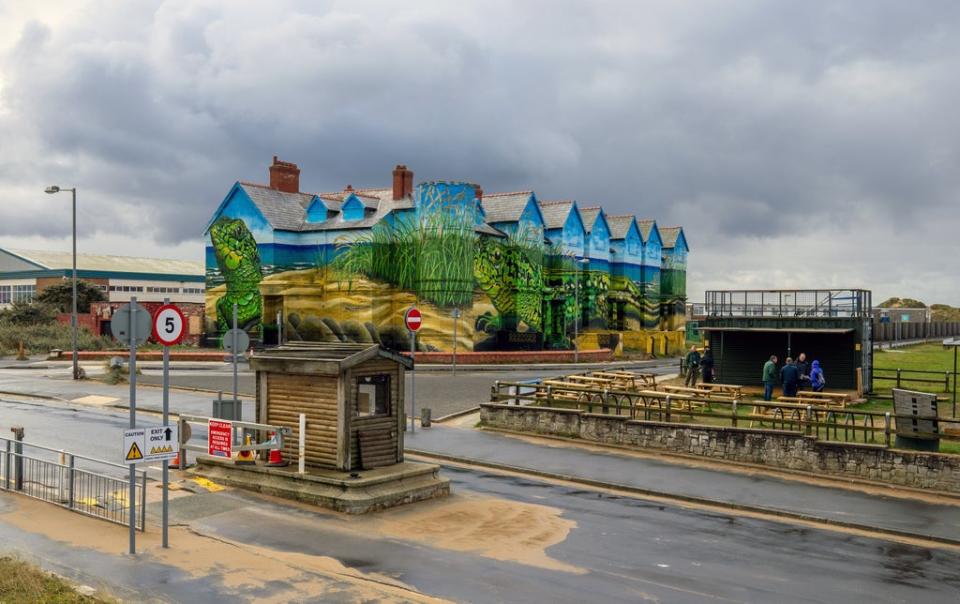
538,200 -> 575,229
606,215 -> 636,240
7,249 -> 203,275
480,191 -> 532,223
660,226 -> 683,248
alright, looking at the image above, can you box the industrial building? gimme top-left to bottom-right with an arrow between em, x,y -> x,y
0,248 -> 205,307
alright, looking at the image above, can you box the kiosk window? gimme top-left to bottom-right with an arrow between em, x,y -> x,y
356,374 -> 390,417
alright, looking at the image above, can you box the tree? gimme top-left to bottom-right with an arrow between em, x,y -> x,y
35,280 -> 106,313
0,300 -> 57,325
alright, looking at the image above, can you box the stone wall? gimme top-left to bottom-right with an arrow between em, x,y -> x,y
480,403 -> 960,493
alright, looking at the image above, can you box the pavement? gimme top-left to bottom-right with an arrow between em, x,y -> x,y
407,422 -> 960,544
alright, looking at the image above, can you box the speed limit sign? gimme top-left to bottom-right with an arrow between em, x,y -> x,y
152,304 -> 186,346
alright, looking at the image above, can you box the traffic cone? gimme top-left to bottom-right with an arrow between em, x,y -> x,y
265,432 -> 288,467
168,449 -> 189,470
235,434 -> 256,465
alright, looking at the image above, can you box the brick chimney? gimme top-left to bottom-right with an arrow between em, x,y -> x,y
269,156 -> 300,193
392,164 -> 413,200
474,185 -> 483,201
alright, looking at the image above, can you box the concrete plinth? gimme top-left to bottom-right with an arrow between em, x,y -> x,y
189,457 -> 450,514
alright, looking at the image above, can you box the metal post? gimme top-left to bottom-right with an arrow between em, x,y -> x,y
896,368 -> 901,389
298,413 -> 306,475
128,296 -> 137,555
3,440 -> 9,490
276,310 -> 282,345
140,471 -> 147,532
232,303 -> 239,405
71,188 -> 79,380
67,454 -> 75,509
731,400 -> 738,427
12,428 -> 23,491
410,330 -> 416,433
884,412 -> 892,447
574,267 -> 579,364
162,297 -> 170,548
452,308 -> 459,377
953,346 -> 958,418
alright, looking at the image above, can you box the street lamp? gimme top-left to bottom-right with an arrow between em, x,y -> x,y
573,257 -> 590,363
45,185 -> 79,380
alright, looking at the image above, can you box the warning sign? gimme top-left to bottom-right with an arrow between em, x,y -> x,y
123,425 -> 179,464
208,419 -> 233,458
126,441 -> 144,461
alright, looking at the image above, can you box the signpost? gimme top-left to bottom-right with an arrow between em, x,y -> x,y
405,307 -> 421,433
152,300 -> 185,548
123,425 -> 179,463
208,419 -> 233,458
222,304 -> 248,424
110,298 -> 149,555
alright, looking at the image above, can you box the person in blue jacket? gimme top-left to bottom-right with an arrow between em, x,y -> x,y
810,360 -> 826,392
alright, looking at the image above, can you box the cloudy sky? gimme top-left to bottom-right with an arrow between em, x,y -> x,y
1,1 -> 958,304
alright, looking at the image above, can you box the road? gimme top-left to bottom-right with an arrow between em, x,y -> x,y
3,392 -> 960,601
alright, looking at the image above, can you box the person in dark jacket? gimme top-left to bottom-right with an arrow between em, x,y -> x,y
700,347 -> 715,384
684,345 -> 702,387
796,352 -> 810,390
762,355 -> 778,401
780,357 -> 800,397
810,360 -> 826,392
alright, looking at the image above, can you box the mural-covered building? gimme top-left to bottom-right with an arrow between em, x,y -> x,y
204,158 -> 688,353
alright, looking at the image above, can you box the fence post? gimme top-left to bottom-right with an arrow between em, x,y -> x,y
946,372 -> 950,393
731,400 -> 738,427
896,368 -> 901,389
491,380 -> 499,403
58,450 -> 65,504
884,412 -> 891,447
805,405 -> 814,436
67,454 -> 75,510
3,440 -> 9,490
11,426 -> 23,491
546,385 -> 553,407
665,395 -> 672,423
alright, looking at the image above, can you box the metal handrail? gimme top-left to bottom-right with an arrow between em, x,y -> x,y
0,436 -> 132,471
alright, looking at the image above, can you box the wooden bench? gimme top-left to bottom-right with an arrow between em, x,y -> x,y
778,392 -> 851,408
699,383 -> 744,399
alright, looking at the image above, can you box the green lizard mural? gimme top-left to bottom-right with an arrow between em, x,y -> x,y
474,235 -> 544,332
209,217 -> 263,332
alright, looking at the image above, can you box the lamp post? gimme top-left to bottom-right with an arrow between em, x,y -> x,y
44,185 -> 79,380
573,257 -> 589,363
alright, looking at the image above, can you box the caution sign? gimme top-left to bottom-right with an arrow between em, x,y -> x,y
123,425 -> 179,465
126,441 -> 144,461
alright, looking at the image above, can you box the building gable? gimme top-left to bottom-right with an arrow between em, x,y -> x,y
204,183 -> 273,241
305,196 -> 328,223
341,194 -> 366,222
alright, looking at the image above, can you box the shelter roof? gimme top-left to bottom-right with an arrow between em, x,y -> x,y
251,342 -> 413,374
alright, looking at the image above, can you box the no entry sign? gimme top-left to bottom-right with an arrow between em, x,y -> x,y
152,304 -> 186,346
404,307 -> 422,332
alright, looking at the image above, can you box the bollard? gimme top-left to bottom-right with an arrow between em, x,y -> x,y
11,426 -> 24,491
490,381 -> 499,403
421,408 -> 432,428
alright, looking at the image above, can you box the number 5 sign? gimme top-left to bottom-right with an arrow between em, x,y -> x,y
152,304 -> 187,346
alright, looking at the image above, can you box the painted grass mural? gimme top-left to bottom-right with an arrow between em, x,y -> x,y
204,174 -> 688,353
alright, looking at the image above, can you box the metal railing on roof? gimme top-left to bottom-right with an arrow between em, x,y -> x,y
704,289 -> 872,319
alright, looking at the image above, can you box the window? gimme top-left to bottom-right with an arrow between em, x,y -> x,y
12,284 -> 35,302
183,287 -> 204,295
355,374 -> 390,417
0,285 -> 10,304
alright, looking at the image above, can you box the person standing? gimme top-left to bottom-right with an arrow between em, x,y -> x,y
796,352 -> 810,390
685,345 -> 702,387
762,355 -> 778,401
780,357 -> 800,397
810,360 -> 826,392
701,347 -> 715,384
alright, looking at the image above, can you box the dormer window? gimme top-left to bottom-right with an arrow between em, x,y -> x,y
306,197 -> 327,223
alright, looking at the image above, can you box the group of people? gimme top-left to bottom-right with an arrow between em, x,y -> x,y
683,345 -> 826,401
761,353 -> 826,400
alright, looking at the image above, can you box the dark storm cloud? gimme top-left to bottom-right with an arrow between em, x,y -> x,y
1,0 -> 959,302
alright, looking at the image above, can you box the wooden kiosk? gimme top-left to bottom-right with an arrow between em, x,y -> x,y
192,342 -> 448,513
251,342 -> 410,471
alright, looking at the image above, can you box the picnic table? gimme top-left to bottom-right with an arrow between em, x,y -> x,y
778,391 -> 851,408
699,383 -> 744,399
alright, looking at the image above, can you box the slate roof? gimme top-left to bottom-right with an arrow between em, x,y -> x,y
660,226 -> 685,249
238,182 -> 413,232
538,200 -> 575,230
606,215 -> 637,240
579,207 -> 601,234
636,219 -> 656,242
480,191 -> 532,223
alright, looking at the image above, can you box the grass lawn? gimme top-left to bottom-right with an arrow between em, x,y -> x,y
0,556 -> 110,603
